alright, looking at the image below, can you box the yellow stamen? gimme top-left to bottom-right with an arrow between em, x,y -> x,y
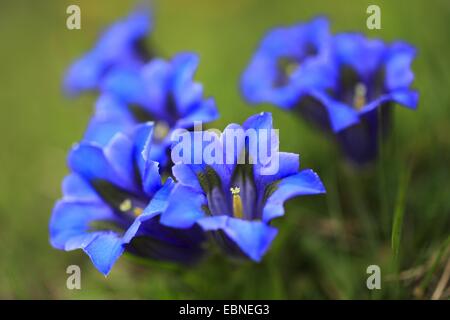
154,121 -> 170,140
133,207 -> 143,216
119,199 -> 143,217
230,187 -> 244,219
353,83 -> 367,110
278,58 -> 299,77
119,199 -> 132,212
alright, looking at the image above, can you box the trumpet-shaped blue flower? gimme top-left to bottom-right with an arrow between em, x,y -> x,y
64,9 -> 152,96
241,21 -> 418,164
84,52 -> 219,168
241,17 -> 333,108
49,123 -> 205,275
309,33 -> 419,163
160,112 -> 326,261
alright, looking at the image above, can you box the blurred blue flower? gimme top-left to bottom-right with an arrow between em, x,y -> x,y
312,33 -> 419,163
160,112 -> 326,261
63,9 -> 152,96
241,17 -> 334,108
84,52 -> 219,168
49,123 -> 205,275
242,20 -> 418,164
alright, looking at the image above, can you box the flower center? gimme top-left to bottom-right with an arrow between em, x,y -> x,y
119,198 -> 144,217
275,57 -> 300,87
154,121 -> 170,141
230,186 -> 244,219
353,82 -> 367,110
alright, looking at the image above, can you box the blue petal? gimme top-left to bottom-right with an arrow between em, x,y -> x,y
220,123 -> 246,179
160,184 -> 207,228
132,122 -> 163,195
148,139 -> 170,168
100,66 -> 145,103
255,152 -> 299,189
103,133 -> 137,189
83,232 -> 125,275
50,200 -> 116,250
95,9 -> 151,58
241,17 -> 332,108
84,118 -> 133,147
170,130 -> 229,186
83,95 -> 135,146
139,58 -> 173,119
172,164 -> 203,192
332,33 -> 385,81
123,178 -> 175,243
62,174 -> 101,203
312,91 -> 360,132
63,53 -> 104,96
175,98 -> 219,128
94,94 -> 134,120
385,42 -> 417,91
242,112 -> 280,173
359,89 -> 419,114
63,9 -> 152,97
197,216 -> 278,262
262,169 -> 326,222
68,134 -> 137,192
50,201 -> 127,275
170,53 -> 202,115
242,111 -> 273,132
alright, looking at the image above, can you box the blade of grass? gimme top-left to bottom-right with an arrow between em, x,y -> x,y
416,235 -> 450,298
391,165 -> 411,265
377,107 -> 389,238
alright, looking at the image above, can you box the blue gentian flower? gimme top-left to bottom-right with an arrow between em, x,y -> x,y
241,17 -> 334,108
63,9 -> 152,96
84,52 -> 219,168
310,33 -> 419,163
160,112 -> 326,261
241,21 -> 418,164
49,122 -> 205,275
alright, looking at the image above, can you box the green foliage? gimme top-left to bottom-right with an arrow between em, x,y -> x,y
0,0 -> 449,299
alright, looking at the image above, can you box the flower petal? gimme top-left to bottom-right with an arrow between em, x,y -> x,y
385,42 -> 417,91
62,174 -> 101,203
84,100 -> 136,150
49,200 -> 116,250
69,134 -> 137,192
255,152 -> 299,189
83,232 -> 125,275
50,201 -> 127,276
101,67 -> 145,104
241,17 -> 332,108
262,169 -> 326,222
63,9 -> 152,97
312,91 -> 360,132
332,33 -> 385,80
174,98 -> 219,128
133,122 -> 163,195
197,216 -> 278,262
160,184 -> 207,228
359,89 -> 419,114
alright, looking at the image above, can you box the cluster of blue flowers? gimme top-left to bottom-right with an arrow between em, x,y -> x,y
50,9 -> 417,275
241,17 -> 418,164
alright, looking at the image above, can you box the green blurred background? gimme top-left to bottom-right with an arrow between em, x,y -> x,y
0,0 -> 449,299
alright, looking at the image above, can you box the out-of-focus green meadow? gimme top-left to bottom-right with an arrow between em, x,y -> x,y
0,0 -> 449,299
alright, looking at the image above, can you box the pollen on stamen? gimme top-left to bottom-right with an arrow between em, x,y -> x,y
230,186 -> 241,195
230,187 -> 244,219
119,199 -> 132,212
133,207 -> 143,216
154,121 -> 170,140
353,82 -> 367,110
